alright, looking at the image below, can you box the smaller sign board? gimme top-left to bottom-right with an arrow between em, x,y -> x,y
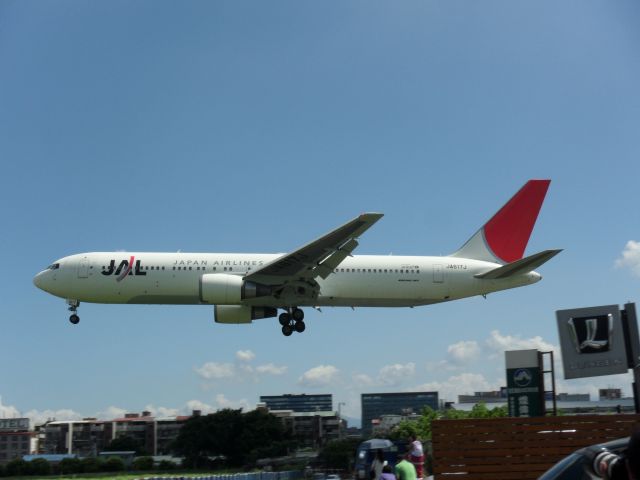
505,350 -> 544,417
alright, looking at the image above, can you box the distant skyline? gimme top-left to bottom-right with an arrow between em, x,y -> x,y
2,0 -> 640,428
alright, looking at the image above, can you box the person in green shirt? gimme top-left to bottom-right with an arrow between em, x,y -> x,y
395,454 -> 417,480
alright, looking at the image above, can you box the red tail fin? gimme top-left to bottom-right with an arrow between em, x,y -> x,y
452,180 -> 551,264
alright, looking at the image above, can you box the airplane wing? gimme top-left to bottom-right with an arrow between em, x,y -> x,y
474,249 -> 562,279
244,213 -> 383,286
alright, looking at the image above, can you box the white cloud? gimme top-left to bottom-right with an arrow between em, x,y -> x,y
96,406 -> 127,419
425,359 -> 459,373
615,241 -> 640,276
236,350 -> 256,362
214,394 -> 252,411
143,404 -> 180,418
352,373 -> 375,387
25,408 -> 83,426
447,340 -> 481,364
256,363 -> 288,375
195,352 -> 287,383
378,363 -> 416,386
415,372 -> 495,403
194,362 -> 235,380
485,330 -> 556,357
298,365 -> 340,387
185,399 -> 216,415
0,396 -> 20,418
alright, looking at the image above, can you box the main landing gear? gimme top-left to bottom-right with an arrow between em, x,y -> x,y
279,307 -> 305,336
67,299 -> 80,325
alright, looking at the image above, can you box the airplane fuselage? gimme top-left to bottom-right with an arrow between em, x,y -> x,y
33,180 -> 558,335
34,252 -> 541,308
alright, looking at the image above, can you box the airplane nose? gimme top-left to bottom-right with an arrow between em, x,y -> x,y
33,271 -> 46,290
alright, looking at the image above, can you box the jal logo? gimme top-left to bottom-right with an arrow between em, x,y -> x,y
567,314 -> 612,354
513,368 -> 532,387
101,256 -> 147,282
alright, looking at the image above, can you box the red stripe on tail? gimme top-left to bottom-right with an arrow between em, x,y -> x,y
483,180 -> 550,263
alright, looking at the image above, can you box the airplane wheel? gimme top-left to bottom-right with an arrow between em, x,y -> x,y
292,308 -> 304,322
282,325 -> 293,336
294,321 -> 306,333
279,313 -> 290,326
69,314 -> 80,325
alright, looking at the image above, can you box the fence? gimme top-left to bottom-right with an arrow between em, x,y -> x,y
138,471 -> 303,480
431,414 -> 640,479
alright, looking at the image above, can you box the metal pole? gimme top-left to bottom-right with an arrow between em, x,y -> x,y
622,303 -> 640,413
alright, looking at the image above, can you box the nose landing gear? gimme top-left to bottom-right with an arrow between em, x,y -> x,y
67,299 -> 80,325
279,307 -> 305,336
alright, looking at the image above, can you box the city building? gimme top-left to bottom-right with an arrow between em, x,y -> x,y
268,409 -> 341,448
40,411 -> 195,457
259,394 -> 332,412
371,412 -> 422,437
0,418 -> 33,464
458,389 -> 507,404
556,393 -> 590,402
600,388 -> 622,400
40,418 -> 109,457
361,391 -> 439,437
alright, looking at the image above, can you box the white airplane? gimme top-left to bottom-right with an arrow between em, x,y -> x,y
34,179 -> 561,336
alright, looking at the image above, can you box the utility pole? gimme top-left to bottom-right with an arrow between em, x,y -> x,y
337,402 -> 346,438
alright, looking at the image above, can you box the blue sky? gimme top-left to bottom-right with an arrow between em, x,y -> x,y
1,0 -> 640,426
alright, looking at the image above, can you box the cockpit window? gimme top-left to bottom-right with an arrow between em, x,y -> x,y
47,263 -> 60,270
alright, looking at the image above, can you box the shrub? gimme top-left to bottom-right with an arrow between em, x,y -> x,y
157,459 -> 176,470
80,456 -> 104,473
4,459 -> 29,477
103,456 -> 125,472
59,457 -> 82,474
29,458 -> 51,476
132,456 -> 154,471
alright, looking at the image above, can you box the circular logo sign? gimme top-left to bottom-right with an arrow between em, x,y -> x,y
513,368 -> 532,387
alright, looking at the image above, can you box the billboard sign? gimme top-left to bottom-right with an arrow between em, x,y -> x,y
505,349 -> 544,417
557,305 -> 628,379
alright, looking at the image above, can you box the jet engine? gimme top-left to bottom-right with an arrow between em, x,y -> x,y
214,305 -> 277,324
200,274 -> 272,304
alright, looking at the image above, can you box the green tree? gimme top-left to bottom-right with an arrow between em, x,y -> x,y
107,434 -> 147,455
173,408 -> 296,467
317,438 -> 361,470
391,403 -> 508,442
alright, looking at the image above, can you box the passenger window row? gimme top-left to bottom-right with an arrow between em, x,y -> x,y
334,268 -> 420,274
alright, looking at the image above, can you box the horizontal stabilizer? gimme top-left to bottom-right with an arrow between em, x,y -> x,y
475,249 -> 562,279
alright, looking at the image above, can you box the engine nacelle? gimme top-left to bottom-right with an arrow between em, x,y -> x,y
214,305 -> 277,324
200,274 -> 272,304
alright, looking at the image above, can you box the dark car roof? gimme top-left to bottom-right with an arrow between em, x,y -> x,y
575,437 -> 629,456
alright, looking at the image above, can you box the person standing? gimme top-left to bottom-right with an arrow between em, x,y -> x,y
395,454 -> 417,480
380,464 -> 397,480
408,435 -> 425,480
370,449 -> 386,480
